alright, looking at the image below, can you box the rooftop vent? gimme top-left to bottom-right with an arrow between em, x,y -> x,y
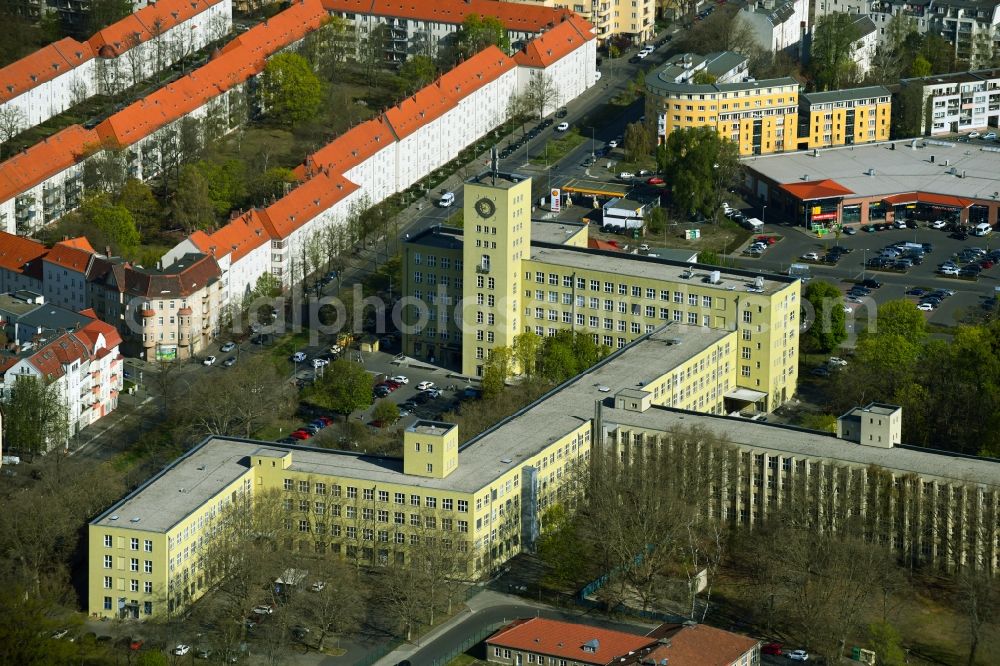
709,270 -> 721,284
500,458 -> 512,464
110,515 -> 119,521
130,517 -> 140,523
866,168 -> 875,176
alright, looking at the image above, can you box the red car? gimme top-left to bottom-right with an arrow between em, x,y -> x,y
646,176 -> 665,185
317,415 -> 334,425
755,235 -> 777,245
762,642 -> 782,655
129,639 -> 144,651
980,259 -> 994,269
290,430 -> 311,440
385,380 -> 402,390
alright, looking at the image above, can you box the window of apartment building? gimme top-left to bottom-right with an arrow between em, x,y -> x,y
378,490 -> 388,503
394,492 -> 405,504
284,479 -> 293,491
548,291 -> 557,303
394,512 -> 405,525
458,520 -> 469,532
742,366 -> 751,377
673,310 -> 682,322
673,291 -> 683,303
104,535 -> 112,548
363,489 -> 374,501
688,313 -> 697,324
130,558 -> 139,572
144,560 -> 152,574
743,310 -> 752,323
347,487 -> 357,499
299,499 -> 309,512
104,576 -> 112,589
604,281 -> 613,293
315,502 -> 326,515
535,272 -> 544,283
548,273 -> 558,285
130,538 -> 138,550
410,494 -> 420,506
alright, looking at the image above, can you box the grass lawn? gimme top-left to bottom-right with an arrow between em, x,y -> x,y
269,331 -> 312,372
253,417 -> 305,443
531,130 -> 585,165
601,218 -> 751,257
447,655 -> 488,666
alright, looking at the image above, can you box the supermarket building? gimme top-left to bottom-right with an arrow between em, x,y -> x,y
743,139 -> 1000,230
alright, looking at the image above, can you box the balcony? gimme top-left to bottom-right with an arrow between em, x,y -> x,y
475,265 -> 490,274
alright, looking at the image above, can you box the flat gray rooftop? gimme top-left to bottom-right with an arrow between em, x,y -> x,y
404,226 -> 463,252
601,405 -> 1000,488
800,86 -> 890,106
528,243 -> 796,296
91,325 -> 734,532
745,140 -> 1000,201
530,220 -> 587,245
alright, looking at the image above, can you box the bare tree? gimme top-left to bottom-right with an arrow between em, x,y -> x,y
0,106 -> 25,158
952,566 -> 999,666
525,71 -> 558,119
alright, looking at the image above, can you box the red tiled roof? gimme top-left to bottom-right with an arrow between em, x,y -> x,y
44,242 -> 94,273
27,332 -> 91,380
122,253 -> 221,298
588,239 -> 621,251
0,125 -> 101,203
320,0 -> 571,32
0,38 -> 95,104
59,237 -> 96,252
97,0 -> 326,148
486,618 -> 657,666
641,624 -> 759,666
384,84 -> 457,140
0,232 -> 48,279
513,15 -> 595,68
305,116 -> 397,174
263,170 -> 358,239
192,209 -> 271,263
79,316 -> 124,350
779,178 -> 854,201
881,191 -> 975,208
436,45 -> 516,101
88,0 -> 220,57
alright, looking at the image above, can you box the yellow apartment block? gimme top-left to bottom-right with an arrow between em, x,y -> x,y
503,0 -> 655,43
402,173 -> 801,413
798,86 -> 892,150
89,325 -> 1000,619
644,52 -> 799,156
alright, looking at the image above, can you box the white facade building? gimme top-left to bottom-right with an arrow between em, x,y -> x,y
901,67 -> 1000,135
737,0 -> 809,55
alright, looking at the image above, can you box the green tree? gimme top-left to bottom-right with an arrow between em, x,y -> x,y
196,158 -> 248,216
538,330 -> 611,383
800,413 -> 837,433
872,300 -> 926,344
657,126 -> 740,220
802,280 -> 847,352
537,504 -> 591,588
2,375 -> 69,456
482,345 -> 514,398
372,399 -> 400,426
399,55 -> 437,93
248,167 -> 295,205
116,178 -> 160,233
306,359 -> 373,418
692,70 -> 717,84
260,52 -> 324,126
172,164 -> 216,232
81,195 -> 140,254
810,13 -> 861,90
623,121 -> 652,163
512,330 -> 542,377
909,55 -> 931,78
646,206 -> 667,235
0,587 -> 80,665
87,0 -> 132,33
453,14 -> 510,62
868,621 -> 905,666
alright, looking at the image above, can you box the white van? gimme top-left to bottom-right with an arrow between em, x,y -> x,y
438,192 -> 455,207
973,222 -> 993,236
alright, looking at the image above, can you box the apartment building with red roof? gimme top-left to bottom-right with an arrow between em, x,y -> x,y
0,296 -> 124,446
640,623 -> 760,666
0,38 -> 96,136
501,0 -> 653,45
42,238 -> 100,311
0,0 -> 320,230
0,0 -> 232,138
321,0 -> 571,65
0,231 -> 47,294
485,618 -> 658,666
513,15 -> 597,117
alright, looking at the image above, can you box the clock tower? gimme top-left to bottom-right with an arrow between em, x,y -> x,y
460,171 -> 533,378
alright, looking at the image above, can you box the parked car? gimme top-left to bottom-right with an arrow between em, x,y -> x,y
917,303 -> 935,311
311,581 -> 326,592
800,252 -> 820,261
969,131 -> 981,139
788,650 -> 809,661
986,131 -> 997,140
390,375 -> 409,384
203,355 -> 216,366
828,357 -> 848,366
861,279 -> 882,289
223,357 -> 237,368
312,357 -> 330,369
844,226 -> 857,235
762,642 -> 783,655
129,639 -> 144,651
811,366 -> 831,377
438,191 -> 455,207
290,351 -> 307,363
646,176 -> 665,185
416,381 -> 436,391
556,122 -> 570,132
252,604 -> 274,615
220,341 -> 236,353
289,431 -> 311,440
174,645 -> 191,656
556,107 -> 568,118
618,171 -> 634,179
931,219 -> 947,229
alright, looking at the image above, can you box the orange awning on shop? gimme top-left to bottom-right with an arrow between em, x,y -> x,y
882,192 -> 975,208
779,179 -> 854,200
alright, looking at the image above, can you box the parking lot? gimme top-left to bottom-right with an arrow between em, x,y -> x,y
734,217 -> 1000,327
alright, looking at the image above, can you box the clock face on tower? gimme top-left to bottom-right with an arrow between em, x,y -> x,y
475,197 -> 496,219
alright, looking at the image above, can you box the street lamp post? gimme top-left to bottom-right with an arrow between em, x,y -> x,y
862,248 -> 868,281
589,127 -> 596,158
762,204 -> 767,225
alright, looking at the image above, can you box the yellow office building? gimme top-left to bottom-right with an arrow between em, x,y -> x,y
402,173 -> 801,411
798,87 -> 892,150
644,52 -> 800,156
